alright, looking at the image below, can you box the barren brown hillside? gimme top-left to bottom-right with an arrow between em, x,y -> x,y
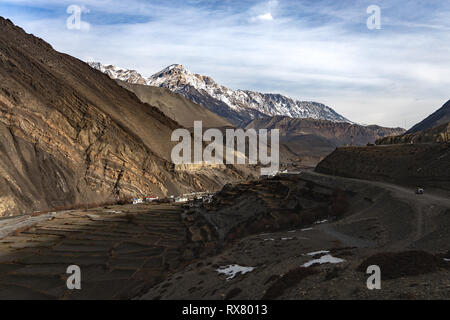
0,17 -> 250,216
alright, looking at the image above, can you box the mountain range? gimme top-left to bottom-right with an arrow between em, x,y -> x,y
88,62 -> 350,126
246,116 -> 405,166
88,62 -> 406,167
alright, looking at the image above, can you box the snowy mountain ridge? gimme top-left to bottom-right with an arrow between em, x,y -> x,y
88,62 -> 351,125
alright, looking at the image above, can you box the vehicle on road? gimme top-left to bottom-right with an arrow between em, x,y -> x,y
415,187 -> 424,195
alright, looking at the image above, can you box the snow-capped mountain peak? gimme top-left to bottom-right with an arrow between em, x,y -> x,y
87,62 -> 147,85
147,64 -> 226,94
88,61 -> 351,126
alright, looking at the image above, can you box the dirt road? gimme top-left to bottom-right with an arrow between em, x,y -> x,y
306,172 -> 450,250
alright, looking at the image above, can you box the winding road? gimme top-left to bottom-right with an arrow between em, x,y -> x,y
304,172 -> 450,249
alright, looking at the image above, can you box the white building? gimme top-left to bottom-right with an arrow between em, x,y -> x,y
145,196 -> 159,203
175,196 -> 189,203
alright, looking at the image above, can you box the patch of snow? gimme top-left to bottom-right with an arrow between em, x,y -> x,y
301,228 -> 313,231
314,219 -> 328,225
281,237 -> 294,241
444,258 -> 450,262
305,250 -> 330,256
302,254 -> 345,268
264,238 -> 275,241
216,265 -> 255,281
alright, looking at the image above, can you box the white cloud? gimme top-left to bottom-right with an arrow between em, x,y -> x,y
249,0 -> 277,22
251,12 -> 274,22
3,0 -> 450,128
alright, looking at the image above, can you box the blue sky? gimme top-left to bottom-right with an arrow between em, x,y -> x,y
1,0 -> 450,128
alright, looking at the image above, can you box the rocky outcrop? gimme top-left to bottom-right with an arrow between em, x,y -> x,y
0,18 -> 252,216
181,174 -> 354,255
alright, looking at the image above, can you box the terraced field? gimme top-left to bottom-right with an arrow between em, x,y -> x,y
0,204 -> 186,299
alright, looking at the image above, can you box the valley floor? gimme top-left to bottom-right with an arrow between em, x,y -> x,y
0,172 -> 449,299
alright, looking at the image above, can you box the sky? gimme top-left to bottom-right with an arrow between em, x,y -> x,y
1,0 -> 450,128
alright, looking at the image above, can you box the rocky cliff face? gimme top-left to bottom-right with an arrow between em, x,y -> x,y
0,18 -> 251,216
89,62 -> 350,127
